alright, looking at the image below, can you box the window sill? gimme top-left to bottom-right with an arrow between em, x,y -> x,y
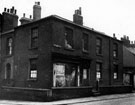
96,53 -> 103,57
27,79 -> 37,81
113,57 -> 118,60
28,47 -> 38,50
64,47 -> 75,51
82,50 -> 89,54
52,86 -> 92,89
5,54 -> 13,57
53,44 -> 62,48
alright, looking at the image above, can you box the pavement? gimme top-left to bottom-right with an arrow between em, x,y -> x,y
51,93 -> 135,105
0,93 -> 134,105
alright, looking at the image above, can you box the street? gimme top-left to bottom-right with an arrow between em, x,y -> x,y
0,93 -> 135,105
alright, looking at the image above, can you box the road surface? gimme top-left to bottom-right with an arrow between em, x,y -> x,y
0,93 -> 135,105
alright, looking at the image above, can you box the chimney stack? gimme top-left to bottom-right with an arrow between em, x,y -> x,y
20,13 -> 32,25
73,7 -> 83,25
2,6 -> 18,32
113,33 -> 116,39
33,1 -> 41,21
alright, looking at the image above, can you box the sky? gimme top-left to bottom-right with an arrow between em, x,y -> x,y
1,0 -> 135,41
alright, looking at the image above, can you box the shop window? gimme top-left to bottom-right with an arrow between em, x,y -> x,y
29,58 -> 37,79
123,74 -> 130,85
113,64 -> 118,79
31,28 -> 38,48
7,37 -> 13,55
65,28 -> 73,49
80,68 -> 89,86
6,63 -> 11,80
53,63 -> 77,87
82,33 -> 88,51
96,38 -> 102,55
96,62 -> 102,80
113,43 -> 118,58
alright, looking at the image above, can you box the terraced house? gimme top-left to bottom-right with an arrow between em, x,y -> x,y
0,2 -> 132,101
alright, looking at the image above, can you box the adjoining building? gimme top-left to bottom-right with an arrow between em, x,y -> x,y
121,36 -> 135,90
0,2 -> 132,101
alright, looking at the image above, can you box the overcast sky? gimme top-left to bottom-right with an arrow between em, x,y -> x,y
1,0 -> 135,41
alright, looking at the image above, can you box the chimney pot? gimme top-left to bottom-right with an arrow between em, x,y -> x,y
4,8 -> 6,12
15,10 -> 17,14
38,2 -> 40,5
7,9 -> 9,13
30,15 -> 32,19
113,33 -> 115,37
23,13 -> 25,17
10,9 -> 12,13
12,6 -> 14,10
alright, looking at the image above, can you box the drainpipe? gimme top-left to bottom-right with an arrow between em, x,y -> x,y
109,38 -> 111,85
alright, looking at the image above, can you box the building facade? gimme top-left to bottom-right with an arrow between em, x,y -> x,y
0,2 -> 132,100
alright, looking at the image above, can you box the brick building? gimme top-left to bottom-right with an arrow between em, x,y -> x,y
0,2 -> 131,101
121,36 -> 135,90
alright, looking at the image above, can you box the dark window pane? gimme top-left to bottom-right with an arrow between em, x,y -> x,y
6,63 -> 11,80
113,43 -> 118,58
7,38 -> 13,55
82,33 -> 88,51
31,28 -> 38,48
65,28 -> 73,49
96,38 -> 102,54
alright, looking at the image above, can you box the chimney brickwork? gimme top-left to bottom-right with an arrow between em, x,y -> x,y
121,35 -> 135,48
73,7 -> 83,25
33,2 -> 41,21
20,13 -> 32,25
1,6 -> 18,32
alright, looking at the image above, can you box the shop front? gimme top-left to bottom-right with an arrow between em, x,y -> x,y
51,53 -> 92,99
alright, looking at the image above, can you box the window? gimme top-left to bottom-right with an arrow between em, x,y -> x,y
53,63 -> 77,87
7,37 -> 13,55
113,64 -> 118,79
6,63 -> 11,80
65,28 -> 73,49
96,62 -> 102,80
31,28 -> 38,48
29,58 -> 37,79
80,68 -> 89,86
96,38 -> 102,55
113,43 -> 118,58
82,33 -> 88,51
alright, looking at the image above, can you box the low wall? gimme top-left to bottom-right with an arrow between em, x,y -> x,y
0,85 -> 132,101
52,86 -> 93,100
99,85 -> 132,95
0,86 -> 52,101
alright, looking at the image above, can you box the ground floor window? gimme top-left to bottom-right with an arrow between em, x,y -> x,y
113,64 -> 118,79
123,73 -> 130,85
6,63 -> 11,80
29,58 -> 37,79
96,62 -> 102,80
53,62 -> 90,87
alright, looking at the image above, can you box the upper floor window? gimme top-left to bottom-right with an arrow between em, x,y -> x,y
113,43 -> 118,58
29,58 -> 37,79
82,33 -> 88,51
31,28 -> 38,48
65,28 -> 73,49
96,62 -> 102,80
113,64 -> 118,79
96,38 -> 102,55
7,37 -> 13,55
6,63 -> 11,80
